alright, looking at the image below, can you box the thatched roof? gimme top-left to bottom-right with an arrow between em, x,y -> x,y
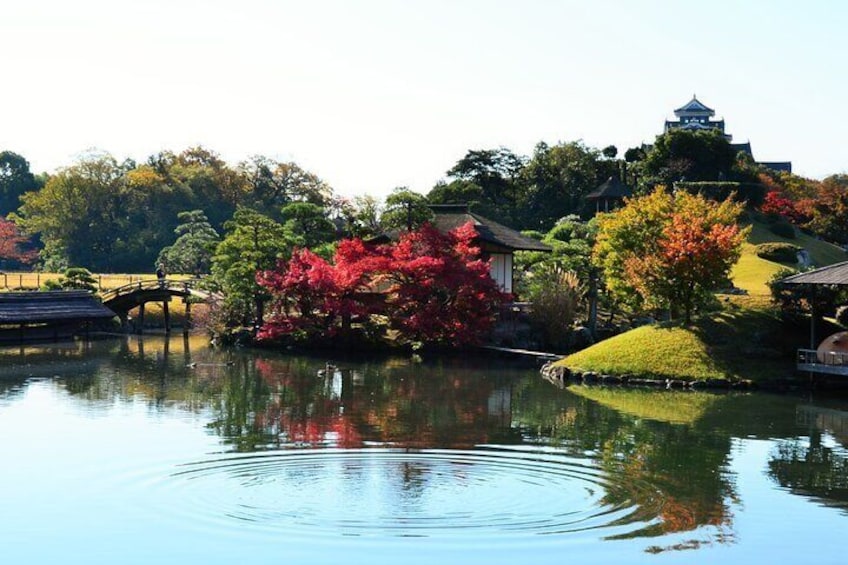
0,291 -> 116,324
428,205 -> 552,252
780,261 -> 848,286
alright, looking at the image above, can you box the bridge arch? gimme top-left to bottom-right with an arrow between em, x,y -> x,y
101,278 -> 221,334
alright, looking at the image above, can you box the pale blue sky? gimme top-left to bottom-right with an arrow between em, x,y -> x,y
1,0 -> 844,198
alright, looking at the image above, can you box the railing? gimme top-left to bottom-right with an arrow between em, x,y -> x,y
797,349 -> 848,376
100,278 -> 221,303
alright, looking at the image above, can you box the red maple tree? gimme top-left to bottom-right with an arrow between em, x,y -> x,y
0,218 -> 37,267
256,222 -> 507,347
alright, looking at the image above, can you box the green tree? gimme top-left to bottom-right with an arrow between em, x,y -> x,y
156,146 -> 248,230
43,267 -> 98,292
239,156 -> 332,220
279,202 -> 336,248
522,141 -> 614,229
211,208 -> 298,327
0,151 -> 41,216
157,210 -> 220,275
444,147 -> 525,224
380,187 -> 433,231
641,129 -> 739,186
15,152 -> 130,271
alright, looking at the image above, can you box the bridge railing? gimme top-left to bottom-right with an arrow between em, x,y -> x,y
100,278 -> 221,303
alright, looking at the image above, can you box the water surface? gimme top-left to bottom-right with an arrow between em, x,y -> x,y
0,336 -> 846,564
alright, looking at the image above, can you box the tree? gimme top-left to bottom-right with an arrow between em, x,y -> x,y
383,222 -> 506,346
0,151 -> 40,216
641,129 -> 739,186
256,238 -> 387,342
0,217 -> 37,268
522,141 -> 613,229
157,210 -> 220,275
802,175 -> 848,244
380,187 -> 433,231
594,188 -> 747,323
43,267 -> 97,292
15,151 -> 130,271
257,222 -> 508,348
447,148 -> 524,198
279,202 -> 336,248
211,208 -> 298,326
239,156 -> 332,220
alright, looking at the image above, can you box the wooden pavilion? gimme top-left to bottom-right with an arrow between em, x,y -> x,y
780,261 -> 848,375
585,176 -> 632,214
0,290 -> 116,342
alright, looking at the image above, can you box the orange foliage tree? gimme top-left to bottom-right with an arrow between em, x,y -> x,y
594,188 -> 748,324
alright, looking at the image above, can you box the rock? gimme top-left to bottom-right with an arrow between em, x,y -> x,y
600,374 -> 622,385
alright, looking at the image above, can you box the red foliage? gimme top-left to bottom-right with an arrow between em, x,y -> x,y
0,218 -> 37,265
256,222 -> 507,347
760,190 -> 805,224
382,222 -> 506,346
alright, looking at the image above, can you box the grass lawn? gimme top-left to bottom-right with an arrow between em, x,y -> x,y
557,219 -> 846,384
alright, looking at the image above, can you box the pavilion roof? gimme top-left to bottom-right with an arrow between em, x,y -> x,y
0,291 -> 116,324
586,176 -> 633,200
780,261 -> 848,286
429,205 -> 552,252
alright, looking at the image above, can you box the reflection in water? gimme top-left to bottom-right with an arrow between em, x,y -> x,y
768,405 -> 848,511
1,335 -> 848,554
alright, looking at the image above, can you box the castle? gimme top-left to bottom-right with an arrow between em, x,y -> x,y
664,96 -> 792,173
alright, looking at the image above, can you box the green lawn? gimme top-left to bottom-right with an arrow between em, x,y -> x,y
556,219 -> 845,384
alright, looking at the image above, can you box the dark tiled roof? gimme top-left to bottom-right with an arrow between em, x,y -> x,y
0,291 -> 116,324
780,261 -> 848,286
731,142 -> 753,155
759,161 -> 793,173
429,205 -> 552,252
674,96 -> 715,116
586,176 -> 633,200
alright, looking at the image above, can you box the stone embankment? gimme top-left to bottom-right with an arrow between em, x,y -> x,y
540,361 -> 757,391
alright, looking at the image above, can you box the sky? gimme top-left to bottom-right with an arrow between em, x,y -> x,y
1,0 -> 845,199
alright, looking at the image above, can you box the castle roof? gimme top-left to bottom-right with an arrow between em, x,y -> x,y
674,95 -> 715,117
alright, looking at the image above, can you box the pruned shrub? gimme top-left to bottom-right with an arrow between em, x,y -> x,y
769,220 -> 796,239
755,242 -> 802,263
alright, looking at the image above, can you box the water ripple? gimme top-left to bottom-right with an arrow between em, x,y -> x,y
148,446 -> 665,540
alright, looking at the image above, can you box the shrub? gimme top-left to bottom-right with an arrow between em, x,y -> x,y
755,242 -> 802,263
527,268 -> 585,351
769,220 -> 796,239
41,267 -> 98,293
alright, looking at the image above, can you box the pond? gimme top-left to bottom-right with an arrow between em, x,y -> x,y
1,336 -> 846,564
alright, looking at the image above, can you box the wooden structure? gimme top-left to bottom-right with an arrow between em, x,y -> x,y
0,290 -> 116,342
585,176 -> 632,214
428,204 -> 552,294
101,278 -> 219,335
780,261 -> 848,376
369,205 -> 552,294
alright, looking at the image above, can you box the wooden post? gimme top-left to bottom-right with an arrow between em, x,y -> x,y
184,299 -> 192,335
809,285 -> 817,350
138,303 -> 145,335
163,299 -> 171,334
